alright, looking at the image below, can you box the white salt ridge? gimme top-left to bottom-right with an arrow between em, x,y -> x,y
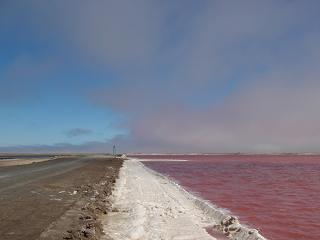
103,159 -> 267,240
138,159 -> 188,162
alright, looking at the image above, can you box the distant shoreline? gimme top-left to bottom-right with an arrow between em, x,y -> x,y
129,152 -> 320,156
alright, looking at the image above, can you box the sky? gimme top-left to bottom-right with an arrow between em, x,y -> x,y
1,0 -> 320,153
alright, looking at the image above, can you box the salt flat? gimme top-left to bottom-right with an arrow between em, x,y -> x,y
103,159 -> 218,240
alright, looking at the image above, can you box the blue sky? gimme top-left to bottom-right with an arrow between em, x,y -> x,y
0,97 -> 124,146
1,0 -> 320,153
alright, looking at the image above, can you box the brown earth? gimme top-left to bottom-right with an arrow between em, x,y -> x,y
0,155 -> 123,240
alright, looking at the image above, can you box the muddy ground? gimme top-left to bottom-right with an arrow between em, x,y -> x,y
0,155 -> 123,240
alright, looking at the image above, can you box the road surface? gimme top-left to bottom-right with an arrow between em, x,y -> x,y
0,155 -> 120,240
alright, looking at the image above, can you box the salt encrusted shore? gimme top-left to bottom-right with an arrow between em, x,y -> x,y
103,159 -> 267,240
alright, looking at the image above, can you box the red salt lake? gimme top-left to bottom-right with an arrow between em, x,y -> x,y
132,155 -> 320,240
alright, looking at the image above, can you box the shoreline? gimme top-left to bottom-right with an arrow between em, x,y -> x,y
103,158 -> 267,240
0,157 -> 59,167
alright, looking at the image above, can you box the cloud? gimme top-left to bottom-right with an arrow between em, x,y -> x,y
64,128 -> 93,137
0,140 -> 117,154
85,1 -> 320,153
2,1 -> 320,153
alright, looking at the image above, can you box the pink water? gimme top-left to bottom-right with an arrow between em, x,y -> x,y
133,155 -> 320,240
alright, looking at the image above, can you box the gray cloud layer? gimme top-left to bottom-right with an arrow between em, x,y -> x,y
1,0 -> 320,153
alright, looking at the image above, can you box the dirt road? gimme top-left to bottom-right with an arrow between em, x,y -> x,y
0,155 -> 122,240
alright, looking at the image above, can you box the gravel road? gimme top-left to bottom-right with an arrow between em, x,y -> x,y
0,155 -> 122,240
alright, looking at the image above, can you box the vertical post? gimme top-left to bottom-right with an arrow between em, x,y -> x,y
113,145 -> 116,156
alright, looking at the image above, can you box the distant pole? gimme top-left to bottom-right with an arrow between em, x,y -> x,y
113,145 -> 116,155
